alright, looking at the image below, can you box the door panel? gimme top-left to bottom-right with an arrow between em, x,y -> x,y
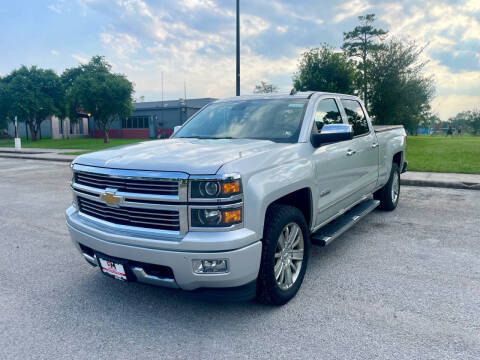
313,140 -> 359,226
311,98 -> 358,226
347,132 -> 379,195
340,99 -> 379,198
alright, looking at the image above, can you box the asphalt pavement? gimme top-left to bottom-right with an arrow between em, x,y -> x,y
0,158 -> 479,360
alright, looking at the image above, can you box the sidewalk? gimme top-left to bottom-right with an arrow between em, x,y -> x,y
0,147 -> 79,162
1,148 -> 480,190
401,171 -> 480,190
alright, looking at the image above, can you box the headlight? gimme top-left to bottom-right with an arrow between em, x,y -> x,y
190,178 -> 242,199
191,208 -> 242,227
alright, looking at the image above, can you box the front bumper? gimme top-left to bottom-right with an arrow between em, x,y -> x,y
66,206 -> 262,291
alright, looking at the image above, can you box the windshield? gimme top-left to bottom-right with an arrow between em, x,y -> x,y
174,98 -> 308,143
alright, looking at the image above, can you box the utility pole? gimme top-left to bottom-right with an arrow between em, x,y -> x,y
236,0 -> 240,96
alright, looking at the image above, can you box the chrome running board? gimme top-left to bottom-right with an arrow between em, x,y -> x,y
311,199 -> 380,246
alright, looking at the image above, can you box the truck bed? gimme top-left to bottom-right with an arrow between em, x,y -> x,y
374,125 -> 404,133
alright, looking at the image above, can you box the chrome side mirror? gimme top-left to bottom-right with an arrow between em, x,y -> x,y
311,124 -> 353,148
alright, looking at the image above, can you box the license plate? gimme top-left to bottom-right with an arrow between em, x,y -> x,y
98,258 -> 127,281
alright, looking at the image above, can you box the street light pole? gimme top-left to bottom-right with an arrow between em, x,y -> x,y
236,0 -> 240,96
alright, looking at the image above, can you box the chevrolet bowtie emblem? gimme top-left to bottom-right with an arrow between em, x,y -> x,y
100,189 -> 122,206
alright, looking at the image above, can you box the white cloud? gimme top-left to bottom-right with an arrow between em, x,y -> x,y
432,94 -> 480,120
333,0 -> 372,23
241,15 -> 270,36
50,50 -> 60,56
47,0 -> 67,14
47,4 -> 61,13
101,32 -> 141,58
276,25 -> 288,33
71,54 -> 88,64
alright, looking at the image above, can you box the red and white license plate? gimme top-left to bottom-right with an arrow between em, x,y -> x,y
98,258 -> 127,281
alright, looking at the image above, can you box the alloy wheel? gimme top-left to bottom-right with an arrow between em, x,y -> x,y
274,222 -> 304,290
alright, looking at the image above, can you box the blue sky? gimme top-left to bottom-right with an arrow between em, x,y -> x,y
1,0 -> 479,120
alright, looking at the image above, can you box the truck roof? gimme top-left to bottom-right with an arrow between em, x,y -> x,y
216,92 -> 360,103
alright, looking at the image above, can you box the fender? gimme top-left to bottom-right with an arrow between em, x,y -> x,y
243,158 -> 316,237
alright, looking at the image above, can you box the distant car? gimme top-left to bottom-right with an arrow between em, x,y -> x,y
66,92 -> 407,305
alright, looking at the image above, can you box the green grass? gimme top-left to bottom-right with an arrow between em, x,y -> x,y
0,137 -> 147,152
406,135 -> 480,174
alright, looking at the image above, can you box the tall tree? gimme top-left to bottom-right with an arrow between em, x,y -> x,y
368,40 -> 435,134
293,45 -> 357,94
1,66 -> 62,141
69,56 -> 134,143
253,81 -> 278,94
59,66 -> 85,138
0,78 -> 8,130
342,14 -> 388,106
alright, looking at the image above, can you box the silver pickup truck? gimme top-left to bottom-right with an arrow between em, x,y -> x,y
66,92 -> 407,305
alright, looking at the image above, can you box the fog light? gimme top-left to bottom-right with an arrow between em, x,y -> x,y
192,259 -> 229,274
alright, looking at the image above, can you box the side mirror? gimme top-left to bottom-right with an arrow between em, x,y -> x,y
173,125 -> 181,135
311,124 -> 353,148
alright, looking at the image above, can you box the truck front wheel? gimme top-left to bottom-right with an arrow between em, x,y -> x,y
374,162 -> 401,211
257,204 -> 310,305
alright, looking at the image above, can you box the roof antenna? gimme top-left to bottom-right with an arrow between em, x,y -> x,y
289,88 -> 297,95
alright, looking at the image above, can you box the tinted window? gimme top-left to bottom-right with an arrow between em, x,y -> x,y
314,98 -> 342,132
123,116 -> 150,128
174,99 -> 308,143
341,99 -> 369,136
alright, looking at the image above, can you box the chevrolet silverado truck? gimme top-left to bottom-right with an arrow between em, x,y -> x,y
66,92 -> 407,305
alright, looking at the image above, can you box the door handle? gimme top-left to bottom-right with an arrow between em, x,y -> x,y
346,149 -> 356,156
371,143 -> 379,148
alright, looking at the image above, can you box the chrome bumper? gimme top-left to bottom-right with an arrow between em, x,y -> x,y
66,206 -> 262,291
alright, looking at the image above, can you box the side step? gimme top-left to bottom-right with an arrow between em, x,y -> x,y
311,199 -> 380,246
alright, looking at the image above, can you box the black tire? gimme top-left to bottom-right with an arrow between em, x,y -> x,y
374,162 -> 400,211
256,204 -> 310,305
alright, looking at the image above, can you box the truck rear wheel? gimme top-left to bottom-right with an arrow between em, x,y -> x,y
257,204 -> 310,305
374,162 -> 400,211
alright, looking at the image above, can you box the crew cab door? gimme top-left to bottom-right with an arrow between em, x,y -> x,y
311,97 -> 358,226
339,99 -> 379,197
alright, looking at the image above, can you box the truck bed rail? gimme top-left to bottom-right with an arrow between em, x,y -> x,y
373,125 -> 404,133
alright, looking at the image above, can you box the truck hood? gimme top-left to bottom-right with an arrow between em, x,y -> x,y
74,138 -> 283,174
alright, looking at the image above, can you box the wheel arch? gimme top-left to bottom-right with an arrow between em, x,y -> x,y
265,188 -> 313,232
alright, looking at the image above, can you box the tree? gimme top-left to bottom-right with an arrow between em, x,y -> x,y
253,81 -> 278,94
0,78 -> 8,130
293,45 -> 357,94
59,66 -> 85,139
1,66 -> 62,141
69,56 -> 134,143
368,40 -> 435,135
450,110 -> 480,135
419,113 -> 440,134
472,110 -> 480,135
343,14 -> 388,106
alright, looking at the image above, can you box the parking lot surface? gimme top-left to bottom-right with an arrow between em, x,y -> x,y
0,158 -> 479,359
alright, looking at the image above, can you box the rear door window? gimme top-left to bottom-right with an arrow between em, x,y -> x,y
314,98 -> 343,132
341,99 -> 369,136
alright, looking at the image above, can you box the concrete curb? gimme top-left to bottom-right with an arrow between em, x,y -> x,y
0,154 -> 73,163
401,179 -> 480,190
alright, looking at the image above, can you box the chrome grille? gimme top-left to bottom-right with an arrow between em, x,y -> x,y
75,171 -> 178,196
78,197 -> 180,231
